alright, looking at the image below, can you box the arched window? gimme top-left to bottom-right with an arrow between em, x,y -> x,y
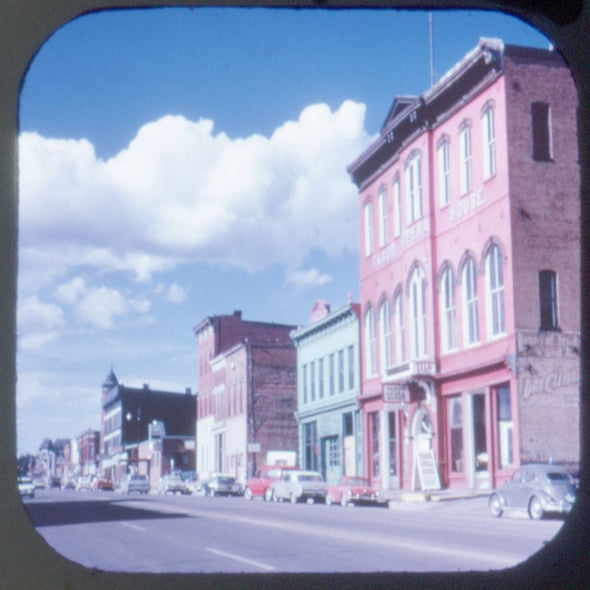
409,267 -> 427,358
486,245 -> 505,337
378,187 -> 388,248
363,199 -> 373,257
437,137 -> 450,206
462,257 -> 479,346
364,306 -> 377,376
459,121 -> 472,194
482,104 -> 496,179
405,152 -> 422,224
379,298 -> 392,370
392,176 -> 401,238
440,267 -> 456,352
393,290 -> 404,365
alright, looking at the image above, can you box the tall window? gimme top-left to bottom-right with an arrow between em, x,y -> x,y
482,105 -> 496,179
304,422 -> 318,471
378,188 -> 388,248
405,153 -> 422,224
462,257 -> 479,346
392,177 -> 401,237
394,291 -> 404,365
437,139 -> 450,206
310,360 -> 316,401
363,199 -> 373,256
338,349 -> 345,392
459,123 -> 472,194
449,397 -> 464,472
328,354 -> 335,396
539,270 -> 558,330
496,385 -> 513,469
371,412 -> 380,478
365,306 -> 377,376
379,299 -> 392,370
532,102 -> 553,162
486,245 -> 505,337
347,345 -> 355,389
440,267 -> 457,352
409,267 -> 427,358
318,357 -> 324,399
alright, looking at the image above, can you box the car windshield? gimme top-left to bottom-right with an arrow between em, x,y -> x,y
218,477 -> 235,484
299,474 -> 322,482
343,477 -> 370,486
131,475 -> 146,481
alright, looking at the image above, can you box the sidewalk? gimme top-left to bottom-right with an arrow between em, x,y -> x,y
382,488 -> 490,507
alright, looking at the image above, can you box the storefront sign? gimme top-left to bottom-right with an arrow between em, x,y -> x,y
522,368 -> 579,400
415,450 -> 441,491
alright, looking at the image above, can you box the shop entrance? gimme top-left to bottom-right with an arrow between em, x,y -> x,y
467,393 -> 489,489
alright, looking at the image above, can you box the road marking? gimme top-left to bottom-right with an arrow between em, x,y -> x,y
121,522 -> 145,531
206,548 -> 276,571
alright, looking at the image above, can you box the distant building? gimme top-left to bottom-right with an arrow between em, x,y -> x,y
348,39 -> 579,493
77,429 -> 99,477
291,300 -> 364,485
99,369 -> 196,484
194,310 -> 298,482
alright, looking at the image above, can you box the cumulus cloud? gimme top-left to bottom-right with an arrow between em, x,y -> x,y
166,283 -> 187,304
18,101 -> 372,285
17,296 -> 65,350
285,268 -> 333,288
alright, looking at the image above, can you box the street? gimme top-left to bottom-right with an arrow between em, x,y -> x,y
21,489 -> 566,574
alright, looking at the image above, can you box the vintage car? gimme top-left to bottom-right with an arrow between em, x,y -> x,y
326,476 -> 380,507
271,470 -> 328,504
157,473 -> 191,495
243,465 -> 299,501
202,474 -> 243,497
18,476 -> 35,499
92,477 -> 114,491
488,463 -> 576,520
120,474 -> 150,495
75,476 -> 93,491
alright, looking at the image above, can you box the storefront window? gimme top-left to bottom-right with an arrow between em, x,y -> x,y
449,397 -> 463,472
304,422 -> 318,471
497,384 -> 513,469
371,412 -> 380,478
388,412 -> 397,476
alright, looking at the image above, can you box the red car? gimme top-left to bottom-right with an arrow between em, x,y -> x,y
243,465 -> 299,501
326,476 -> 380,507
92,477 -> 114,491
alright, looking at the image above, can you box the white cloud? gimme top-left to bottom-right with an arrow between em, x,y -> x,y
55,276 -> 87,304
285,268 -> 333,288
18,101 -> 373,286
17,296 -> 65,350
166,283 -> 187,304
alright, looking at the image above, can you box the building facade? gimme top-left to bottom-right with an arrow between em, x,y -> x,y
291,300 -> 364,485
194,310 -> 298,483
100,369 -> 196,484
348,39 -> 579,493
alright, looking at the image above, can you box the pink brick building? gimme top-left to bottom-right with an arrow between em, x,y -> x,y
348,39 -> 580,493
194,311 -> 298,483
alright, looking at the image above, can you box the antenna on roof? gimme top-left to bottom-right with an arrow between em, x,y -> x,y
429,11 -> 435,87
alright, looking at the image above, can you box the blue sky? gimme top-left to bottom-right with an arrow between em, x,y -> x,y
16,7 -> 549,455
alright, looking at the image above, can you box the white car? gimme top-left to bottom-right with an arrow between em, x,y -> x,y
18,476 -> 35,499
271,470 -> 328,504
120,474 -> 150,495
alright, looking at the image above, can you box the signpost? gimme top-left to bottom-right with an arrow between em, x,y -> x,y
415,450 -> 441,491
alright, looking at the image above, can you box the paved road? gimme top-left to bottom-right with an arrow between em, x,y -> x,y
22,489 -> 565,574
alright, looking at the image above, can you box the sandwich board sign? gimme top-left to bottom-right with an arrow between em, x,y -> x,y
415,450 -> 441,491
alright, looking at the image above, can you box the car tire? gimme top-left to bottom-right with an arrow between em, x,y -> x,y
488,494 -> 503,517
264,487 -> 273,502
341,492 -> 351,508
290,493 -> 298,504
326,493 -> 333,506
244,487 -> 253,501
528,496 -> 544,520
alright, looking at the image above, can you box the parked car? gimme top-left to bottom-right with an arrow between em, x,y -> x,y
488,463 -> 576,520
203,474 -> 242,497
158,473 -> 191,495
32,478 -> 45,490
64,480 -> 76,490
272,470 -> 328,504
120,474 -> 150,495
243,465 -> 299,501
92,477 -> 114,491
49,476 -> 61,489
18,476 -> 35,498
75,476 -> 93,491
326,476 -> 380,507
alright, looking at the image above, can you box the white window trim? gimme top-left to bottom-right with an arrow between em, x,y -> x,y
363,200 -> 373,257
378,189 -> 388,248
365,307 -> 377,377
440,268 -> 457,353
459,126 -> 472,195
379,299 -> 392,371
409,268 -> 427,359
482,107 -> 496,180
462,258 -> 480,347
486,246 -> 506,339
405,154 -> 422,224
394,292 -> 404,365
438,141 -> 450,207
392,178 -> 401,238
